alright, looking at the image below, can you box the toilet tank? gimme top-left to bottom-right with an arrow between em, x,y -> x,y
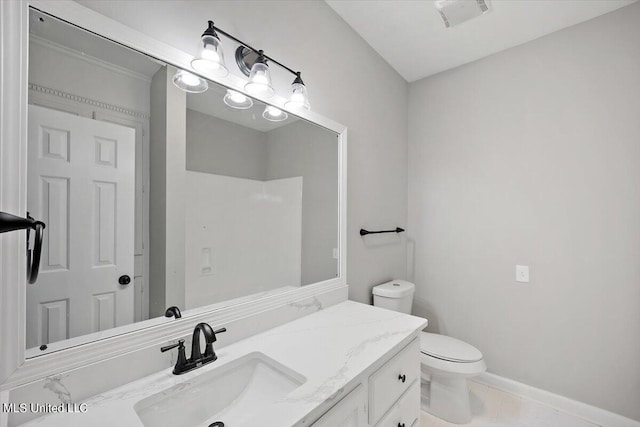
372,280 -> 415,314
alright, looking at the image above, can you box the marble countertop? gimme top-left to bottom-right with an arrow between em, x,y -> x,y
21,301 -> 427,427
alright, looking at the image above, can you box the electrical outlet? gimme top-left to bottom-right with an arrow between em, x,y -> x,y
516,265 -> 529,283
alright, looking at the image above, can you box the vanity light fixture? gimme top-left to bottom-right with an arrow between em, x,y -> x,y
284,72 -> 311,111
262,105 -> 288,122
172,69 -> 208,93
245,50 -> 275,98
191,21 -> 229,77
223,89 -> 253,109
191,20 -> 311,110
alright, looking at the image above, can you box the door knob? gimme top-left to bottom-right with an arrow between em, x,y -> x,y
118,275 -> 131,285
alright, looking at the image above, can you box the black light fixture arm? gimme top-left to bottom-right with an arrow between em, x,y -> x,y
208,21 -> 301,78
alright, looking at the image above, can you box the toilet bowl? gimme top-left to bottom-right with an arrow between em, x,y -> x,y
419,332 -> 486,423
372,280 -> 486,424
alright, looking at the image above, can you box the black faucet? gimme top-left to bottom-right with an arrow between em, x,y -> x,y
164,306 -> 182,319
160,323 -> 227,375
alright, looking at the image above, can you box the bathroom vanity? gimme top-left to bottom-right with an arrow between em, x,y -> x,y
18,301 -> 426,427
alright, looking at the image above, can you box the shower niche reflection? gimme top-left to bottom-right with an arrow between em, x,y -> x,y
26,8 -> 339,354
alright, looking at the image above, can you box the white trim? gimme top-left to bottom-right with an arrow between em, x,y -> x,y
338,128 -> 348,283
28,83 -> 150,119
0,0 -> 348,391
473,372 -> 640,427
0,0 -> 29,386
30,34 -> 153,83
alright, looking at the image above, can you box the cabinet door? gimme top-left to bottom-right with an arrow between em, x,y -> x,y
369,338 -> 420,424
374,380 -> 420,427
311,384 -> 367,427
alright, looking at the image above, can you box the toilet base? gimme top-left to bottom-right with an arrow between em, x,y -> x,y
421,377 -> 472,424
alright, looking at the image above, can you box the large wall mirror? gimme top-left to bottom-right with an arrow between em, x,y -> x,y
25,7 -> 340,357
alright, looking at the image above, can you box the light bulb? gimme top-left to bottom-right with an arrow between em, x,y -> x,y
230,91 -> 247,103
245,54 -> 274,98
252,73 -> 268,85
172,69 -> 208,93
180,72 -> 201,87
267,106 -> 282,117
263,105 -> 288,122
201,49 -> 220,62
223,89 -> 253,109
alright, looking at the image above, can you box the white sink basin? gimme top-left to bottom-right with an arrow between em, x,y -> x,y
134,352 -> 306,427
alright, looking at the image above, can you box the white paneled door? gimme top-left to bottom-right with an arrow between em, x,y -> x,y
26,105 -> 135,349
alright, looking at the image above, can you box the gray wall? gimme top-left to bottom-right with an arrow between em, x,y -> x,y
186,109 -> 267,181
408,3 -> 640,421
77,0 -> 409,304
266,121 -> 339,285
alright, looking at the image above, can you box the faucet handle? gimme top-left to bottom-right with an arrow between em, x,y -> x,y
213,327 -> 227,340
160,339 -> 185,352
203,327 -> 227,358
161,339 -> 188,375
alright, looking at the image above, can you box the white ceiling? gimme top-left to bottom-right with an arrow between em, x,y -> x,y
325,0 -> 638,82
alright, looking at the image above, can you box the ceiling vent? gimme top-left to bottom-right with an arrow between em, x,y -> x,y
434,0 -> 490,28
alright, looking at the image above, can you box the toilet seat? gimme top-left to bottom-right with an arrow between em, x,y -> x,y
420,332 -> 483,363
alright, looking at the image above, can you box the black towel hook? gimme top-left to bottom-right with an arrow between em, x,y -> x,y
0,211 -> 46,284
360,227 -> 405,236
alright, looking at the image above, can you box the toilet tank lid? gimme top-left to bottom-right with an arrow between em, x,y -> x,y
372,280 -> 415,298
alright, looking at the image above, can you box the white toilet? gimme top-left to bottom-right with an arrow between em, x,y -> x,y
372,280 -> 486,424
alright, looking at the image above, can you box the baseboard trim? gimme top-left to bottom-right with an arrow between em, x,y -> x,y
471,372 -> 640,427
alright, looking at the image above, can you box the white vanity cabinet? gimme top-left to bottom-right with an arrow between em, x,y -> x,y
311,384 -> 367,427
311,338 -> 421,427
13,302 -> 427,427
374,381 -> 420,427
369,338 -> 420,426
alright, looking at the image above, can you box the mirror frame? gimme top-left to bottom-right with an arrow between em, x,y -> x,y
0,0 -> 347,390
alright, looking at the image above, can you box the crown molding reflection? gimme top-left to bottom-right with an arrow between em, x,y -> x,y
28,83 -> 150,119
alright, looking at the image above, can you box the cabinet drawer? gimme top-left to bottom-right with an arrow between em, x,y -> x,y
368,338 -> 420,424
375,380 -> 420,427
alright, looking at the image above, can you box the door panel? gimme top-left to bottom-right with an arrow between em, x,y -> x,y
26,105 -> 135,349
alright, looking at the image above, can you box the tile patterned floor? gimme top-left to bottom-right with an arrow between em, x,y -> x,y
419,380 -> 600,427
